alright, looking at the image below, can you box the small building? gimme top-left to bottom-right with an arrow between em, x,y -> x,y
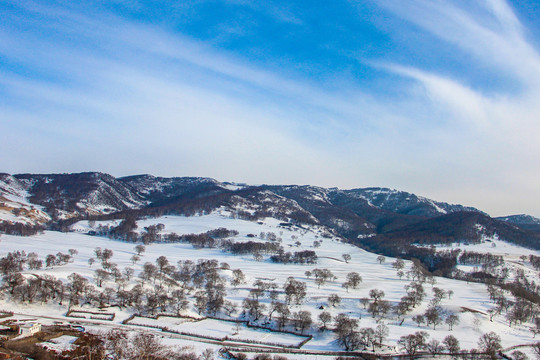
18,322 -> 41,336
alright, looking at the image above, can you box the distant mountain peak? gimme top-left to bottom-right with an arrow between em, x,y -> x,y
496,214 -> 540,233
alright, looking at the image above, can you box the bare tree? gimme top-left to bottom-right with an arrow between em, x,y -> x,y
334,313 -> 360,351
319,311 -> 332,329
135,244 -> 146,256
131,332 -> 172,359
103,329 -> 129,360
94,269 -> 110,288
412,314 -> 425,327
27,253 -> 43,270
67,273 -> 89,307
393,258 -> 405,271
328,294 -> 342,307
443,335 -> 460,354
231,269 -> 246,288
431,287 -> 446,306
369,288 -> 385,303
375,324 -> 389,347
292,310 -> 312,333
156,256 -> 169,275
359,327 -> 376,351
243,298 -> 266,320
101,248 -> 114,263
427,339 -> 443,355
45,254 -> 56,268
398,331 -> 429,360
223,300 -> 238,317
424,306 -> 442,330
342,272 -> 362,292
445,313 -> 460,330
275,302 -> 290,330
65,332 -> 106,359
478,332 -> 502,360
283,277 -> 306,305
532,342 -> 540,360
194,291 -> 208,315
123,267 -> 134,281
360,297 -> 370,309
201,348 -> 214,360
130,255 -> 140,265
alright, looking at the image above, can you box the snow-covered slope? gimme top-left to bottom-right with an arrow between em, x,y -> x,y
496,214 -> 540,233
13,172 -> 146,218
119,174 -> 220,201
0,213 -> 538,357
0,174 -> 50,224
344,187 -> 483,217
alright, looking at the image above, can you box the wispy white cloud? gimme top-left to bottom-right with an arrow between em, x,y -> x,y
376,0 -> 540,85
371,0 -> 540,215
0,2 -> 367,187
1,0 -> 540,217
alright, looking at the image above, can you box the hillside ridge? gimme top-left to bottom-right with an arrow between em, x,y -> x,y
1,172 -> 538,250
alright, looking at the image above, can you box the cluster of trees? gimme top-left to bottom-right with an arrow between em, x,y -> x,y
89,219 -> 164,244
3,249 -> 73,274
486,279 -> 540,329
398,331 -> 461,359
259,232 -> 281,242
92,220 -> 243,250
411,306 -> 459,331
270,250 -> 318,264
333,313 -> 389,351
173,228 -> 240,249
224,241 -> 282,255
0,246 -> 317,336
0,221 -> 44,236
357,235 -> 461,277
398,331 -> 502,360
0,250 -> 67,303
0,247 -> 232,317
459,251 -> 504,268
55,328 -> 215,360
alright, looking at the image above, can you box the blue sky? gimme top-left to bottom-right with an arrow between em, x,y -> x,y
1,0 -> 540,217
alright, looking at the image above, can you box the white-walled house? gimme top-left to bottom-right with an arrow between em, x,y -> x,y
18,322 -> 41,336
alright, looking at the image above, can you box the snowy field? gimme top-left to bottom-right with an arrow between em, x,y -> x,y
0,212 -> 538,357
127,316 -> 308,347
421,238 -> 538,258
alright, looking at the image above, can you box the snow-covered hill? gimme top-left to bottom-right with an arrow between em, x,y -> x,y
497,214 -> 540,233
342,187 -> 483,217
0,212 -> 538,358
8,172 -> 146,218
1,172 -> 539,251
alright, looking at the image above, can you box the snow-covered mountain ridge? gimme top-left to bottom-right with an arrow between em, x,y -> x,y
1,172 -> 538,250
